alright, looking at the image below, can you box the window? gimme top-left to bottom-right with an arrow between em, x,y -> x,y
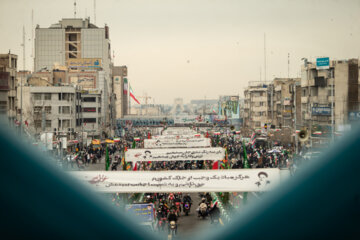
260,102 -> 264,106
62,120 -> 70,128
82,97 -> 96,102
98,107 -> 101,113
46,120 -> 51,128
59,93 -> 70,101
34,120 -> 41,129
76,105 -> 81,113
34,94 -> 42,100
34,106 -> 42,113
44,93 -> 51,100
45,106 -> 51,114
62,106 -> 70,114
83,107 -> 96,112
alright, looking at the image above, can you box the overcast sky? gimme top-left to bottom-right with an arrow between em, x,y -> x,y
1,0 -> 360,104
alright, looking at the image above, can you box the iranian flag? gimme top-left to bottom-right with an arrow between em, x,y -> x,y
123,78 -> 128,95
129,85 -> 140,104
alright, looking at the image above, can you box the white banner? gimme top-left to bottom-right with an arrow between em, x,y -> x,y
162,129 -> 197,136
144,138 -> 211,148
70,169 -> 284,192
153,134 -> 202,139
125,147 -> 224,162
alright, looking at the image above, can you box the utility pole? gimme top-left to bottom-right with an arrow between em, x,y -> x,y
31,9 -> 34,72
264,33 -> 267,82
288,53 -> 290,79
94,0 -> 96,25
20,26 -> 25,135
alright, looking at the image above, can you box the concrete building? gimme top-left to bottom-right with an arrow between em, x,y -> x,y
34,18 -> 113,135
272,78 -> 300,128
0,53 -> 18,125
18,85 -> 102,141
26,86 -> 79,137
300,58 -> 359,136
113,66 -> 128,119
79,89 -> 102,139
244,82 -> 271,129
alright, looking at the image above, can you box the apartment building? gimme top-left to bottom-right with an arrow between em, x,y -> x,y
0,53 -> 18,125
301,58 -> 359,134
244,82 -> 270,129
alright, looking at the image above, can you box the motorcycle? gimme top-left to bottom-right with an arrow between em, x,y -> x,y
157,217 -> 167,231
183,202 -> 190,216
169,221 -> 177,237
198,203 -> 208,219
175,202 -> 181,217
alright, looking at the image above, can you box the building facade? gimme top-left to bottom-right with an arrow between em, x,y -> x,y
301,58 -> 359,135
34,18 -> 113,135
0,53 -> 18,125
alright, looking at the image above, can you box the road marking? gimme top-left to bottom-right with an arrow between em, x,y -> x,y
219,218 -> 224,226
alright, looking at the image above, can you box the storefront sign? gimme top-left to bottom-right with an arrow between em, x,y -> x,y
67,58 -> 102,69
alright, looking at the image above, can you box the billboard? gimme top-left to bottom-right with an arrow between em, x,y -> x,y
316,57 -> 330,70
219,96 -> 240,119
67,58 -> 102,69
70,75 -> 96,89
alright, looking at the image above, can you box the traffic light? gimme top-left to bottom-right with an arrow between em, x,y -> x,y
264,123 -> 267,129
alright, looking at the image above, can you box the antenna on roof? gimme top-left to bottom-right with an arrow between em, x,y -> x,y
94,0 -> 96,24
74,0 -> 77,18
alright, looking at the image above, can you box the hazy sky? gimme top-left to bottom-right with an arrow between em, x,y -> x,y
1,0 -> 360,104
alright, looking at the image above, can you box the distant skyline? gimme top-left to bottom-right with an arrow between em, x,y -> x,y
1,0 -> 360,104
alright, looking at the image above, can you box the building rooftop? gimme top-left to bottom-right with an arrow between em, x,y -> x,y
41,18 -> 99,29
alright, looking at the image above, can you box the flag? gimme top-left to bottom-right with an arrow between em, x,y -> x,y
243,142 -> 250,169
212,197 -> 219,207
123,78 -> 128,95
133,162 -> 138,171
132,140 -> 136,149
243,141 -> 250,205
212,160 -> 219,170
129,84 -> 140,104
147,132 -> 151,139
126,163 -> 131,170
250,133 -> 256,149
220,160 -> 226,169
105,144 -> 110,171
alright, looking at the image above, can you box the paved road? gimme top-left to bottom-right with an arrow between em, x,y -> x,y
176,193 -> 213,239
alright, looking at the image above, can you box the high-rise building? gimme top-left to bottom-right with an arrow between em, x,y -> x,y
34,18 -> 113,135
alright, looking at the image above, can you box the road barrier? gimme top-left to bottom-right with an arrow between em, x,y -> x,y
210,192 -> 231,223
